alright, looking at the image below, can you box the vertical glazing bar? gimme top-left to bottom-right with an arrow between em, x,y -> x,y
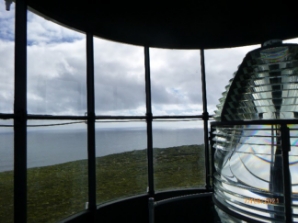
14,0 -> 27,222
281,124 -> 292,222
144,46 -> 154,196
200,49 -> 211,190
86,32 -> 96,219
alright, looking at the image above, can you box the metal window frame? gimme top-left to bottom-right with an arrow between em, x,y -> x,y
10,2 -> 212,222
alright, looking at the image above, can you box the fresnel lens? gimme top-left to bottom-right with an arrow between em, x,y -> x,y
212,40 -> 298,222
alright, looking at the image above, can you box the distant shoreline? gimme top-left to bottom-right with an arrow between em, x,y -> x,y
0,128 -> 205,172
0,144 -> 206,223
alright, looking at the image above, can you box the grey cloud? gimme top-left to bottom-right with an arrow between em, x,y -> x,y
149,49 -> 202,115
93,38 -> 146,115
0,40 -> 14,113
0,9 -> 281,117
94,62 -> 146,115
27,10 -> 84,45
0,4 -> 14,41
27,39 -> 87,115
27,75 -> 86,115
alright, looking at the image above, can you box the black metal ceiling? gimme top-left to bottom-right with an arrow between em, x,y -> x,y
26,1 -> 298,49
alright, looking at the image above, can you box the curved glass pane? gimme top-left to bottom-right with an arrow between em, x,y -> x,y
284,38 -> 298,44
96,121 -> 147,204
0,119 -> 13,223
150,49 -> 202,116
0,5 -> 14,113
213,124 -> 285,222
289,124 -> 298,222
27,11 -> 86,115
212,43 -> 298,222
94,38 -> 145,116
205,45 -> 259,116
27,120 -> 88,222
153,120 -> 205,191
214,44 -> 298,121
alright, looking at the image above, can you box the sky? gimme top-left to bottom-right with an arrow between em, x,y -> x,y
1,3 -> 298,127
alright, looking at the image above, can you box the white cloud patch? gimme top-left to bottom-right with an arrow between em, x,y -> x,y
0,39 -> 14,113
150,48 -> 202,115
27,38 -> 87,115
27,11 -> 84,45
0,3 -> 14,41
94,38 -> 146,116
0,4 -> 15,113
25,11 -> 87,115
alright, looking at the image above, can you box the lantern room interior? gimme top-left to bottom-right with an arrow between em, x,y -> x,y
1,1 -> 298,222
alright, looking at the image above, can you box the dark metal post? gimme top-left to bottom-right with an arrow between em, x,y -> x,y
200,49 -> 211,190
14,0 -> 27,222
281,124 -> 292,222
144,46 -> 154,196
86,32 -> 96,220
148,197 -> 155,223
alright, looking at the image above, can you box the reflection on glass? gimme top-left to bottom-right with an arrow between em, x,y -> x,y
208,120 -> 214,186
288,125 -> 298,222
27,11 -> 86,115
27,120 -> 88,223
96,121 -> 147,204
213,43 -> 298,222
153,120 -> 205,191
214,44 -> 298,121
0,5 -> 15,113
150,48 -> 202,116
94,38 -> 145,116
213,124 -> 286,222
0,120 -> 13,223
283,38 -> 298,44
205,45 -> 259,115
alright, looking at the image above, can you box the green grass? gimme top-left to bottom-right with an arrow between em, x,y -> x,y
154,145 -> 205,190
0,171 -> 13,223
0,144 -> 205,223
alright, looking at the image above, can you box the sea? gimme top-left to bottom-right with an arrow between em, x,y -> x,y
0,128 -> 204,172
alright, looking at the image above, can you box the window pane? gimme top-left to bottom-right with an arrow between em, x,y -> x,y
205,45 -> 259,115
289,124 -> 298,222
27,120 -> 88,222
94,38 -> 146,116
96,121 -> 147,204
27,11 -> 86,115
0,119 -> 13,223
153,120 -> 205,191
0,5 -> 14,113
284,37 -> 298,44
150,49 -> 202,116
208,119 -> 215,186
213,124 -> 285,222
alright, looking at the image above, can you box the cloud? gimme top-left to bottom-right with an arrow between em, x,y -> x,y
27,10 -> 84,45
150,48 -> 202,115
27,38 -> 87,115
0,39 -> 14,113
2,7 -> 298,118
94,38 -> 146,115
0,3 -> 15,41
0,4 -> 15,113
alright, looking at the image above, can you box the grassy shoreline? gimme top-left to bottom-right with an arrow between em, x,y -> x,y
0,144 -> 205,223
